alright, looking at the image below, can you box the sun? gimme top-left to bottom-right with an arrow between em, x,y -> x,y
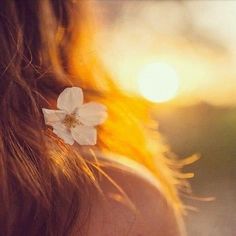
138,62 -> 180,103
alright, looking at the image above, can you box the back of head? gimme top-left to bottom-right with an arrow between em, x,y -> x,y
0,1 -> 86,235
0,1 -> 184,235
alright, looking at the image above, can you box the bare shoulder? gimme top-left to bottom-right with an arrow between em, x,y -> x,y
78,156 -> 185,236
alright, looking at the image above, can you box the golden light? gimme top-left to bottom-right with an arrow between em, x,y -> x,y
138,62 -> 180,103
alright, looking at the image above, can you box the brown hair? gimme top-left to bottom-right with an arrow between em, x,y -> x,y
0,1 -> 187,235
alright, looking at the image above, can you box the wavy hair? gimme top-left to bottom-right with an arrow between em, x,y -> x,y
0,1 -> 188,235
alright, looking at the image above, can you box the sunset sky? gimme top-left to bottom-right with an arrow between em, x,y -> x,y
93,0 -> 236,106
90,2 -> 236,235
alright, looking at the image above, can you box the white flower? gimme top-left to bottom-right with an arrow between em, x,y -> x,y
42,87 -> 107,145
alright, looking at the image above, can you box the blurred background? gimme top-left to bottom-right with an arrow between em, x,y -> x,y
92,1 -> 236,235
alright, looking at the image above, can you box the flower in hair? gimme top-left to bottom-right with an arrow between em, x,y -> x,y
42,87 -> 107,145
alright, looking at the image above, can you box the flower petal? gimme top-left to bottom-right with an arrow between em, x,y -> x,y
71,125 -> 97,145
57,87 -> 83,113
42,108 -> 66,126
52,123 -> 74,145
77,102 -> 107,126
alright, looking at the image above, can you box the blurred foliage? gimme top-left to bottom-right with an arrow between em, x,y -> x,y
155,103 -> 236,235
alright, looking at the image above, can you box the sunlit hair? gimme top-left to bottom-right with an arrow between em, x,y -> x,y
0,1 -> 190,235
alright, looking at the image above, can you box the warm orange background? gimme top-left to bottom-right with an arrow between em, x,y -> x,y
92,1 -> 236,235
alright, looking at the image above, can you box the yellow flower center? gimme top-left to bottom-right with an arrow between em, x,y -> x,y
63,114 -> 79,128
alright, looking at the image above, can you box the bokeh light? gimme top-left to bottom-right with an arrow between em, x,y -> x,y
138,62 -> 180,103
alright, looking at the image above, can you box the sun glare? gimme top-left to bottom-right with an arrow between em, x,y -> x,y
138,62 -> 180,103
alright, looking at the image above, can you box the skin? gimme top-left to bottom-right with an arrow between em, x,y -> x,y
78,156 -> 185,236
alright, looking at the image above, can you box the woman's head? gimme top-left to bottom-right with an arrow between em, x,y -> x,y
0,1 -> 185,235
0,1 -> 90,235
